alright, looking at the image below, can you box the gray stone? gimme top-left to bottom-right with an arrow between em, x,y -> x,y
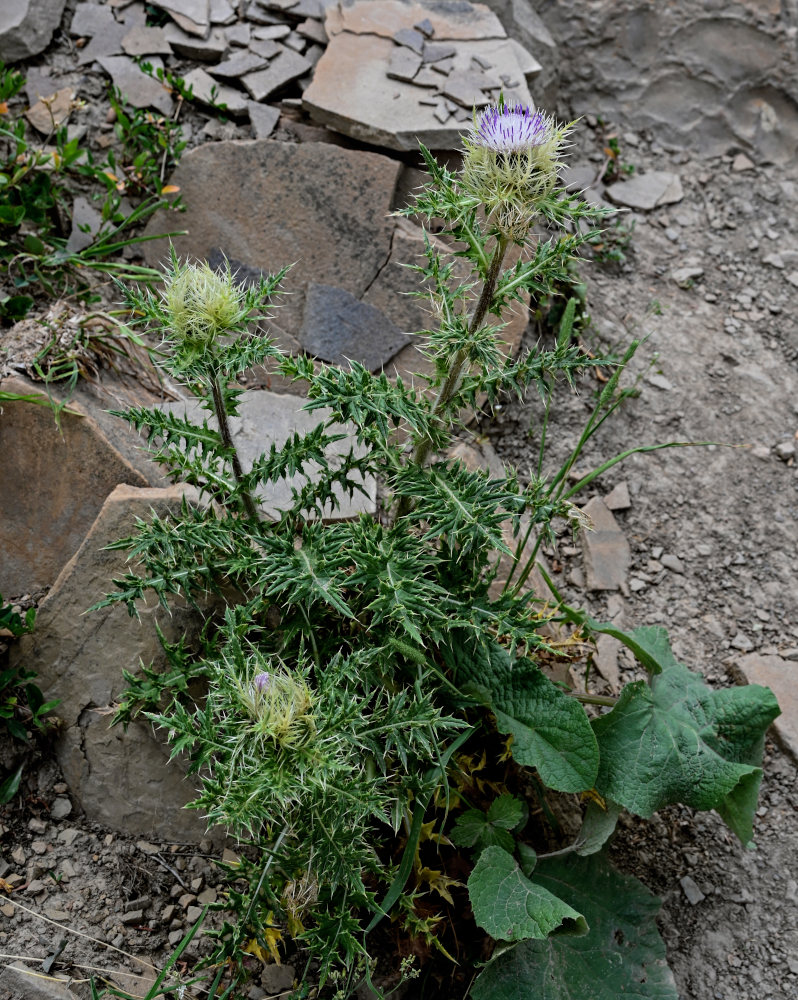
305,0 -> 538,151
580,497 -> 631,592
603,481 -> 631,511
165,23 -> 228,60
50,796 -> 73,820
733,653 -> 794,760
298,17 -> 327,44
24,86 -> 74,135
252,24 -> 292,40
65,195 -> 103,254
680,875 -> 706,905
159,391 -> 376,519
72,3 -> 128,65
12,484 -> 216,841
0,0 -> 67,61
122,25 -> 173,56
440,71 -> 493,109
300,283 -> 413,372
152,0 -> 210,37
0,963 -> 79,999
225,21 -> 252,46
606,171 -> 684,211
247,101 -> 281,137
249,37 -> 283,58
387,47 -> 422,82
242,48 -> 312,101
143,140 -> 401,338
182,67 -> 249,114
210,48 -> 275,78
0,375 -> 149,596
670,266 -> 704,287
422,40 -> 456,63
660,553 -> 685,574
98,56 -> 174,116
393,27 -> 424,53
283,31 -> 307,52
210,0 -> 237,24
774,440 -> 796,461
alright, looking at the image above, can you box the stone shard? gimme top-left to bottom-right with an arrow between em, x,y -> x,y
0,375 -> 148,596
209,48 -> 274,78
181,66 -> 249,113
122,25 -> 173,56
65,194 -> 103,254
387,47 -> 422,82
606,171 -> 684,211
242,48 -> 312,101
72,2 -> 128,65
11,484 -> 215,840
98,55 -> 174,115
142,140 -> 401,337
159,391 -> 376,519
0,0 -> 67,62
210,0 -> 237,24
0,962 -> 79,1000
152,0 -> 210,37
579,496 -> 631,592
304,2 -> 538,151
164,22 -> 228,59
733,653 -> 795,761
300,283 -> 413,371
24,86 -> 74,134
247,100 -> 281,137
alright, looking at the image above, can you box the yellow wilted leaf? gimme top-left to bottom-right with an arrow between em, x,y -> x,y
103,171 -> 118,182
498,733 -> 514,762
161,184 -> 180,194
242,912 -> 283,964
581,788 -> 607,809
418,819 -> 452,848
0,103 -> 8,115
416,867 -> 463,906
0,877 -> 15,893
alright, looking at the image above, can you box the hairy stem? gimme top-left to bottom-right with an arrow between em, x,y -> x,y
210,376 -> 260,525
570,692 -> 617,708
394,235 -> 509,522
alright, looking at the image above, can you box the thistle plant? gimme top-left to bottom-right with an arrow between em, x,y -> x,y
97,104 -> 779,1000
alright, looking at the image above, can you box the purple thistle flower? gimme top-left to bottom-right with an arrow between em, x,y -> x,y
473,104 -> 550,153
253,671 -> 271,692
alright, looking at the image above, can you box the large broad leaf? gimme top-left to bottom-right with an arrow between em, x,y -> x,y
575,798 -> 622,856
449,637 -> 599,793
592,662 -> 780,843
470,853 -> 678,1000
468,846 -> 587,943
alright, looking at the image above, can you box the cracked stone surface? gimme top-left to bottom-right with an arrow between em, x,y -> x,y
0,375 -> 148,596
11,484 -> 214,839
303,0 -> 540,150
0,0 -> 67,61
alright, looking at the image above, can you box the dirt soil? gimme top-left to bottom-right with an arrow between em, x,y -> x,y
1,3 -> 797,1000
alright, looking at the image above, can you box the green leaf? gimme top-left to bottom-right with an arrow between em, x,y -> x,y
450,637 -> 599,793
0,762 -> 24,804
471,853 -> 678,1000
468,846 -> 587,943
487,793 -> 525,830
592,662 -> 780,843
575,798 -> 622,856
452,809 -> 515,853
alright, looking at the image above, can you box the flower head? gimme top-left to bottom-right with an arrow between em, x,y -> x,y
461,102 -> 573,238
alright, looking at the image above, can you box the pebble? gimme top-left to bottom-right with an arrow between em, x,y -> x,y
28,818 -> 47,834
604,481 -> 631,511
647,373 -> 674,391
732,153 -> 755,172
168,929 -> 185,945
731,632 -> 754,652
186,904 -> 204,923
30,840 -> 48,856
136,841 -> 160,855
50,797 -> 72,820
774,441 -> 795,461
680,875 -> 706,905
120,909 -> 144,926
58,828 -> 81,846
661,553 -> 685,574
762,252 -> 784,269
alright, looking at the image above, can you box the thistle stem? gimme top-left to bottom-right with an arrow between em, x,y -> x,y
210,376 -> 260,525
394,235 -> 509,521
570,692 -> 617,707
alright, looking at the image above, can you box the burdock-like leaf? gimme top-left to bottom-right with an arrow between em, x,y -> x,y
592,662 -> 779,843
450,638 -> 599,793
468,846 -> 586,942
471,853 -> 678,1000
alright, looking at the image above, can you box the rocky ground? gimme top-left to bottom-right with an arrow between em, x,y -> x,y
1,1 -> 797,999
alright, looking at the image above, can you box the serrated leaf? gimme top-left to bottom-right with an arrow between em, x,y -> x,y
451,809 -> 515,853
487,794 -> 525,830
471,853 -> 678,1000
450,637 -> 599,793
592,662 -> 780,843
468,846 -> 586,943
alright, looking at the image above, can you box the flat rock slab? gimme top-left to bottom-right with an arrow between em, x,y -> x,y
300,283 -> 413,371
580,496 -> 631,592
98,55 -> 174,115
0,962 -> 79,1000
0,0 -> 67,61
158,389 -> 377,519
0,375 -> 148,596
606,170 -> 684,211
142,139 -> 401,336
734,653 -> 796,761
304,0 -> 540,150
12,484 -> 215,840
152,0 -> 210,37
